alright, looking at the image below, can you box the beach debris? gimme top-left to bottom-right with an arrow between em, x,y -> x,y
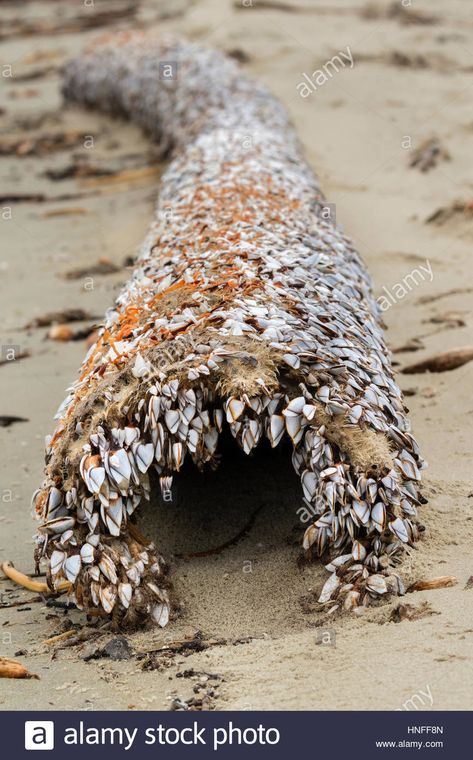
388,51 -> 429,69
44,164 -> 114,181
138,631 -> 226,672
14,66 -> 58,83
389,601 -> 437,622
0,193 -> 46,204
46,325 -> 75,342
417,287 -> 473,305
407,576 -> 457,593
0,192 -> 93,205
354,50 -> 454,72
82,636 -> 132,661
361,2 -> 438,25
170,673 -> 222,711
233,0 -> 319,13
0,657 -> 39,680
0,131 -> 86,157
226,48 -> 251,64
420,386 -> 436,399
43,630 -> 78,646
409,138 -> 450,173
0,595 -> 42,609
426,200 -> 473,226
392,338 -> 424,354
0,416 -> 28,427
61,257 -> 121,280
1,3 -> 138,40
31,33 -> 425,628
47,325 -> 97,342
26,309 -> 97,329
464,576 -> 473,590
42,207 -> 88,218
78,166 -> 159,187
424,311 -> 467,328
402,347 -> 473,374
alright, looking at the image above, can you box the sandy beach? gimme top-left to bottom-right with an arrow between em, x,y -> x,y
0,0 -> 472,711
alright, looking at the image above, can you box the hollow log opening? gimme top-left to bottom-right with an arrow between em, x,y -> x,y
139,429 -> 315,634
141,429 -> 301,558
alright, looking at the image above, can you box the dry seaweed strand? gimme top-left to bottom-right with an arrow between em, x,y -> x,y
0,658 -> 39,680
31,33 -> 425,628
1,560 -> 71,593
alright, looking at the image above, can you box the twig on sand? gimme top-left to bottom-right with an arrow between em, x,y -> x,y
25,308 -> 97,329
0,595 -> 42,609
402,347 -> 473,374
407,576 -> 457,592
42,630 -> 78,646
0,416 -> 28,428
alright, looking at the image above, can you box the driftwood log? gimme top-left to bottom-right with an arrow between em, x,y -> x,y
32,33 -> 425,627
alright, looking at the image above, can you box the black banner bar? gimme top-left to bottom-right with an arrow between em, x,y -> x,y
1,710 -> 467,758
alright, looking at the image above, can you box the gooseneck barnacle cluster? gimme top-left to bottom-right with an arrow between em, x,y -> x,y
32,33 -> 425,627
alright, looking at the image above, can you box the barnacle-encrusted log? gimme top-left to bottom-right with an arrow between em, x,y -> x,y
32,33 -> 425,627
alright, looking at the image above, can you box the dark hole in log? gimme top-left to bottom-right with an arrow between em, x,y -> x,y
141,429 -> 302,558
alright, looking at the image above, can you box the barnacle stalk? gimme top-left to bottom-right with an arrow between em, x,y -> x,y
32,33 -> 425,627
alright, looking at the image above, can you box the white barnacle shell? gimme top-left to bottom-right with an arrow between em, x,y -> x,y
302,523 -> 318,550
132,352 -> 151,378
84,464 -> 106,496
132,441 -> 154,473
164,409 -> 180,434
64,554 -> 81,583
99,585 -> 117,614
303,403 -> 317,422
118,582 -> 133,609
351,540 -> 366,562
318,572 -> 341,603
47,487 -> 63,514
40,516 -> 76,535
151,603 -> 169,627
284,397 -> 305,415
285,414 -> 303,445
50,549 -> 66,577
352,500 -> 370,526
225,397 -> 245,423
104,500 -> 123,537
269,414 -> 285,448
301,470 -> 318,502
371,502 -> 386,532
344,590 -> 360,610
99,554 -> 118,585
106,449 -> 131,492
88,566 -> 100,582
366,574 -> 388,595
283,353 -> 300,369
389,517 -> 409,543
80,543 -> 95,564
124,426 -> 140,446
325,553 -> 352,572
